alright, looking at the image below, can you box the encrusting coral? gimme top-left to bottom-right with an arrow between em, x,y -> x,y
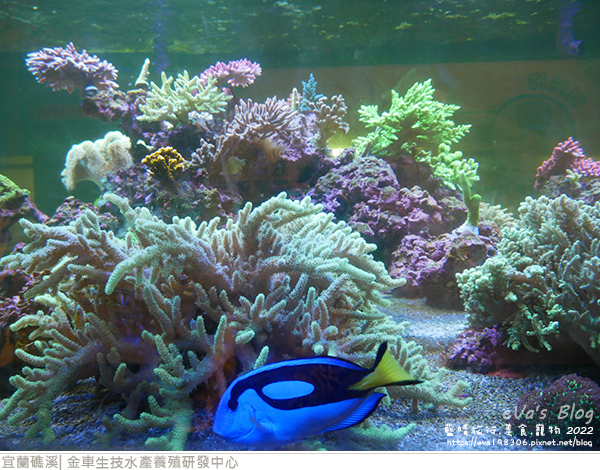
142,146 -> 188,181
0,192 -> 470,450
457,194 -> 600,364
61,131 -> 133,191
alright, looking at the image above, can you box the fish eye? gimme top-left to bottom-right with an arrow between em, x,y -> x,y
227,397 -> 238,410
84,85 -> 98,98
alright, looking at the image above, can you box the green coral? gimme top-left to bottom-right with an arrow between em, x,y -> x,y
0,192 -> 469,450
417,143 -> 479,190
353,79 -> 471,157
456,169 -> 481,226
137,70 -> 231,125
0,174 -> 30,205
457,195 -> 600,364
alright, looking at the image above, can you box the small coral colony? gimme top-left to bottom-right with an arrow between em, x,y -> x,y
0,42 -> 599,450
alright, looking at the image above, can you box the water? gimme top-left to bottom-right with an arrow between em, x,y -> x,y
0,0 -> 599,455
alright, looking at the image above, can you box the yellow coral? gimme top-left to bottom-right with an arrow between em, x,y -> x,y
142,147 -> 187,180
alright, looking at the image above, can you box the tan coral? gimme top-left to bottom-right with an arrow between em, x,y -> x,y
61,131 -> 132,191
137,71 -> 231,125
0,193 -> 470,450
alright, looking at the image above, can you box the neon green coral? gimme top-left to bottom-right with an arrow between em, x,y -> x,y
353,79 -> 471,157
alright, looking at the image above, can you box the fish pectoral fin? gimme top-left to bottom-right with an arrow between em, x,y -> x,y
320,393 -> 385,433
249,408 -> 275,435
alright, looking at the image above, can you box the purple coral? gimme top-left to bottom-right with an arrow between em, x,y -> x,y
446,325 -> 506,374
199,59 -> 262,88
534,137 -> 600,190
25,42 -> 119,94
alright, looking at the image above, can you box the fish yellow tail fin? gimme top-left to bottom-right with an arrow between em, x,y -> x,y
349,343 -> 423,391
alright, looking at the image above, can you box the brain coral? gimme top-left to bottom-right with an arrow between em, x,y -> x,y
457,195 -> 600,364
0,193 -> 469,450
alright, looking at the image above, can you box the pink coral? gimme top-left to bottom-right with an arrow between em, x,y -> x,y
199,59 -> 261,88
25,42 -> 119,94
534,137 -> 600,190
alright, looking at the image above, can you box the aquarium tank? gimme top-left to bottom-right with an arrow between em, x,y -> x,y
0,0 -> 599,455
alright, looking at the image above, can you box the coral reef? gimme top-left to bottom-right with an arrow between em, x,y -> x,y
61,131 -> 133,191
104,161 -> 243,224
306,154 -> 495,306
25,42 -> 118,94
457,195 -> 600,364
308,156 -> 465,245
137,71 -> 231,125
0,193 -> 470,450
509,374 -> 600,448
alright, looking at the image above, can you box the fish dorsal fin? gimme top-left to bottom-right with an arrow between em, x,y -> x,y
349,342 -> 422,391
320,393 -> 385,433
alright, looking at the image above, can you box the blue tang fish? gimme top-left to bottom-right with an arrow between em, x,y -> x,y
213,342 -> 422,446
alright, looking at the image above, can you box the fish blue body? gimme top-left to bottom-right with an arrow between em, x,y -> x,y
213,342 -> 422,446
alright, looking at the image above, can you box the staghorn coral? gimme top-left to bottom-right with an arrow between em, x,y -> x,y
457,195 -> 600,364
353,79 -> 471,158
0,193 -> 469,450
306,95 -> 350,148
61,131 -> 133,191
142,147 -> 188,181
25,42 -> 119,94
137,71 -> 231,125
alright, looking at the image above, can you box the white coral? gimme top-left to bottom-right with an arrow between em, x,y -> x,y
61,130 -> 132,191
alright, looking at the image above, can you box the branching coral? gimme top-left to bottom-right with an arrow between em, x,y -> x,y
416,143 -> 479,190
306,95 -> 350,148
0,193 -> 469,450
25,42 -> 119,94
353,79 -> 471,158
204,97 -> 307,199
61,131 -> 133,191
137,71 -> 231,125
534,137 -> 600,190
457,195 -> 600,364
